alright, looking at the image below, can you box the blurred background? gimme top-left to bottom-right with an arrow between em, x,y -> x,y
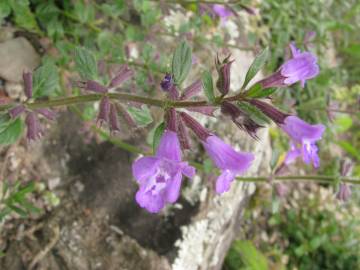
0,0 -> 359,269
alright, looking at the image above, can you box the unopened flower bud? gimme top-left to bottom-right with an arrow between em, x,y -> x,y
336,183 -> 351,202
9,105 -> 25,118
36,108 -> 57,121
181,80 -> 202,100
185,106 -> 217,117
83,80 -> 108,93
221,101 -> 262,138
23,71 -> 33,99
109,103 -> 121,134
249,99 -> 288,124
25,112 -> 43,141
97,96 -> 111,127
109,65 -> 134,87
165,108 -> 177,132
179,112 -> 210,141
216,55 -> 234,95
177,113 -> 190,150
160,74 -> 173,91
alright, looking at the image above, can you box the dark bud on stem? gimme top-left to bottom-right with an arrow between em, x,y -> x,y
165,108 -> 177,132
249,99 -> 288,125
216,54 -> 234,95
97,96 -> 111,127
109,103 -> 121,134
25,112 -> 42,142
109,65 -> 134,87
221,101 -> 262,139
23,71 -> 33,99
177,112 -> 191,150
36,108 -> 57,121
160,74 -> 173,91
179,112 -> 210,141
82,80 -> 108,93
181,80 -> 202,100
9,105 -> 25,118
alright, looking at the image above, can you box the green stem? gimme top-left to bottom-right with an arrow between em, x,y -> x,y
0,91 -> 245,112
236,176 -> 360,184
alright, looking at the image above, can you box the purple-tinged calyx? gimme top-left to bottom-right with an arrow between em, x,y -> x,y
109,103 -> 121,134
281,116 -> 325,168
109,65 -> 134,87
132,130 -> 196,213
185,106 -> 217,117
336,183 -> 351,202
23,71 -> 33,99
9,105 -> 25,118
216,54 -> 234,95
36,108 -> 57,121
181,80 -> 202,100
203,135 -> 254,194
160,74 -> 173,91
179,112 -> 210,141
81,80 -> 108,93
165,108 -> 177,132
221,101 -> 262,139
249,99 -> 289,124
25,112 -> 43,142
177,113 -> 191,150
97,96 -> 111,127
259,43 -> 319,88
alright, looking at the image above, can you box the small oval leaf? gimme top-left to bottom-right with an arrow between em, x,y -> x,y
171,41 -> 192,85
242,47 -> 269,89
202,70 -> 215,103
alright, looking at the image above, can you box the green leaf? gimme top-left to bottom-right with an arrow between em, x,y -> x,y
74,47 -> 98,80
245,83 -> 277,98
0,0 -> 11,22
7,204 -> 27,217
337,141 -> 360,161
127,105 -> 153,127
242,47 -> 269,89
152,122 -> 165,153
0,118 -> 23,145
232,240 -> 269,270
334,115 -> 353,133
237,102 -> 271,125
9,0 -> 41,33
172,41 -> 192,85
33,62 -> 59,98
202,70 -> 215,103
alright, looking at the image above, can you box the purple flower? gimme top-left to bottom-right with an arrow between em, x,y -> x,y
203,135 -> 254,194
281,43 -> 319,87
259,43 -> 319,88
212,4 -> 233,20
281,116 -> 325,168
160,74 -> 173,91
132,130 -> 196,213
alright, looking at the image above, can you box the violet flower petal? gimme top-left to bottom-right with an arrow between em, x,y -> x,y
132,157 -> 160,184
203,135 -> 254,173
156,130 -> 181,162
216,170 -> 236,194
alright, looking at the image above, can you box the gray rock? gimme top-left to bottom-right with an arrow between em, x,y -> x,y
0,37 -> 40,83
